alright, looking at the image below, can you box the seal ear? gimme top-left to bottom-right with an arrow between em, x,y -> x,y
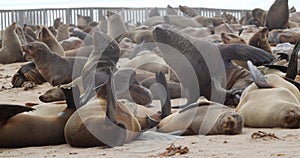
247,60 -> 273,88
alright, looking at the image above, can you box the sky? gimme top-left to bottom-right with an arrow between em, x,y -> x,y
0,0 -> 299,10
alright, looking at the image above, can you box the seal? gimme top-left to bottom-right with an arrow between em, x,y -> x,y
64,69 -> 159,147
106,11 -> 127,41
0,86 -> 78,147
0,22 -> 24,64
22,41 -> 88,86
143,15 -> 202,29
77,14 -> 92,29
153,27 -> 275,106
56,24 -> 70,42
248,27 -> 272,53
236,61 -> 300,128
166,5 -> 177,15
179,5 -> 198,18
157,97 -> 244,135
266,0 -> 289,30
38,26 -> 65,56
149,7 -> 160,17
39,87 -> 66,103
221,32 -> 246,44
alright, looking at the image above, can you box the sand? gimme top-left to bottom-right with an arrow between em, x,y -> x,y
1,61 -> 300,158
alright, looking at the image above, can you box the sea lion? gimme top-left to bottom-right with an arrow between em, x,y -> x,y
248,27 -> 272,53
221,32 -> 246,44
268,29 -> 300,45
39,87 -> 66,103
265,0 -> 289,30
38,26 -> 65,56
149,7 -> 160,17
53,17 -> 63,29
179,5 -> 198,18
121,29 -> 154,44
60,37 -> 82,51
143,15 -> 202,29
77,14 -> 92,29
24,24 -> 37,41
106,11 -> 127,41
0,23 -> 24,64
236,61 -> 300,128
64,45 -> 94,57
157,97 -> 244,135
152,27 -> 275,106
0,87 -> 78,147
250,8 -> 267,27
221,12 -> 238,24
166,5 -> 177,15
56,24 -> 70,42
22,41 -> 87,86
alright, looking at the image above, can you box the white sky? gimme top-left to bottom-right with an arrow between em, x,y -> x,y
0,0 -> 299,10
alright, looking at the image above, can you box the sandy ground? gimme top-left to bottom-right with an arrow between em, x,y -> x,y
1,62 -> 300,158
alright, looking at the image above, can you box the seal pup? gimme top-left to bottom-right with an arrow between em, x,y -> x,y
38,26 -> 65,56
266,0 -> 289,30
0,22 -> 24,64
22,42 -> 87,86
0,86 -> 78,147
153,27 -> 275,107
157,97 -> 244,135
236,61 -> 300,128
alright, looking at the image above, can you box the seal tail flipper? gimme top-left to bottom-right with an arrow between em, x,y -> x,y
11,61 -> 46,87
218,44 -> 275,65
286,39 -> 300,80
0,104 -> 35,125
156,72 -> 171,119
247,60 -> 273,88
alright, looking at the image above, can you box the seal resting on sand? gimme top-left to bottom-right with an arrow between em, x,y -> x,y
157,97 -> 244,135
236,61 -> 300,128
0,87 -> 78,147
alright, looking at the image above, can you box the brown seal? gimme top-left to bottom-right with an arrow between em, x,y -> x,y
157,97 -> 244,135
106,11 -> 127,41
0,23 -> 24,64
0,87 -> 77,147
39,87 -> 66,103
38,26 -> 65,56
153,27 -> 275,106
248,27 -> 272,53
149,7 -> 160,17
266,0 -> 289,30
22,41 -> 87,86
236,61 -> 300,128
56,24 -> 70,42
179,5 -> 198,18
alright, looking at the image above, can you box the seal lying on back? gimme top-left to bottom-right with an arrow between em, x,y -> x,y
0,23 -> 24,64
22,42 -> 87,86
152,27 -> 275,106
157,97 -> 244,135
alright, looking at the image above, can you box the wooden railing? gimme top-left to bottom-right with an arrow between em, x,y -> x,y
0,7 -> 251,30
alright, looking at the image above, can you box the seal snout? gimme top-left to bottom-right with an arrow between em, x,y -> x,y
223,114 -> 243,135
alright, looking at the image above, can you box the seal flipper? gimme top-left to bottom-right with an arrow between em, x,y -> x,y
247,60 -> 273,88
285,39 -> 300,80
105,72 -> 117,125
218,44 -> 275,65
264,65 -> 288,73
11,61 -> 46,87
0,104 -> 35,125
156,72 -> 171,119
60,86 -> 80,110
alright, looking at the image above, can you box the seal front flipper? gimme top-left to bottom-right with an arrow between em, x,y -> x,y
61,86 -> 80,110
285,40 -> 300,80
218,44 -> 275,65
11,61 -> 46,87
264,65 -> 288,73
0,104 -> 35,125
247,60 -> 273,88
156,72 -> 171,119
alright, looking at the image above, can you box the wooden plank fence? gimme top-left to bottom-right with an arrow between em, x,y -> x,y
0,7 -> 251,31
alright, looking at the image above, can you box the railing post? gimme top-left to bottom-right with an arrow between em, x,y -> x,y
66,8 -> 71,24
